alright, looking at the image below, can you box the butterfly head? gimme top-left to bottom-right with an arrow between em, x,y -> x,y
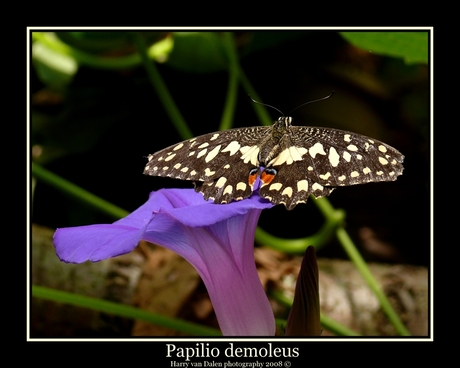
271,116 -> 293,139
276,116 -> 292,128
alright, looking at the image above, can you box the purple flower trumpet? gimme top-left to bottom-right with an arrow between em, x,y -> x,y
53,188 -> 275,336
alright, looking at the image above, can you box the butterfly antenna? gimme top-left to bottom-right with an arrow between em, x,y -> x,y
248,95 -> 285,116
289,90 -> 335,115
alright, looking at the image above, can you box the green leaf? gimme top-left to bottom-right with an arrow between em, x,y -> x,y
32,36 -> 78,87
32,32 -> 173,72
55,31 -> 135,53
340,31 -> 428,64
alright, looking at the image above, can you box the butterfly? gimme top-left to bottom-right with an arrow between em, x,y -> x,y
144,100 -> 404,210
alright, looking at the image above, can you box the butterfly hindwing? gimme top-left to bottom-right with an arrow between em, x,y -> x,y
259,161 -> 336,210
193,156 -> 256,203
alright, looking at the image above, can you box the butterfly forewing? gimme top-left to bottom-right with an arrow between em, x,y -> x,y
257,125 -> 404,209
144,117 -> 404,209
289,126 -> 404,185
143,126 -> 270,202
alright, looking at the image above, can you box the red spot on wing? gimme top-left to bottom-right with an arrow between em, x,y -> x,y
248,171 -> 258,189
260,171 -> 276,185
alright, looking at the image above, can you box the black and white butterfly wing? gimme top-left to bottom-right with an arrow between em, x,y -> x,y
143,126 -> 271,203
144,116 -> 404,210
258,125 -> 404,210
259,160 -> 336,210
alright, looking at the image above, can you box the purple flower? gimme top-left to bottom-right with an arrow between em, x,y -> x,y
53,188 -> 275,336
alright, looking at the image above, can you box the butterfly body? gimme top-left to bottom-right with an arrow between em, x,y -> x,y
144,117 -> 404,210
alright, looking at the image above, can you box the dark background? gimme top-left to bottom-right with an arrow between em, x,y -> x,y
31,31 -> 430,266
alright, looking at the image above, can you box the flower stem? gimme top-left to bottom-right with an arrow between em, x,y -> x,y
255,207 -> 344,253
32,163 -> 129,220
32,285 -> 221,336
336,227 -> 411,336
239,70 -> 273,127
219,32 -> 239,131
132,32 -> 194,140
272,290 -> 361,336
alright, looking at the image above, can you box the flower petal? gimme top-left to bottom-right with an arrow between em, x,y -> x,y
53,188 -> 276,335
140,191 -> 276,335
145,213 -> 276,336
53,223 -> 147,263
151,188 -> 273,227
54,192 -> 157,263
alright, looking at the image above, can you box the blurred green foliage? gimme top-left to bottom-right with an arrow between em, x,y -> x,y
31,30 -> 429,262
340,31 -> 428,64
30,30 -> 430,337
